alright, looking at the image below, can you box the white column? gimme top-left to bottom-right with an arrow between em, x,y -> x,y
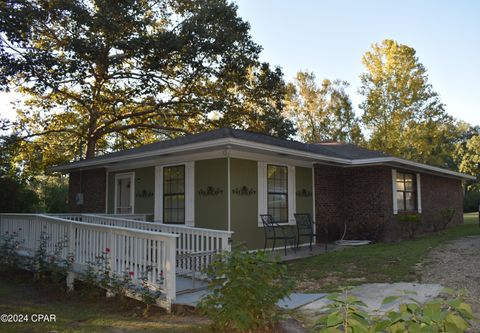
257,162 -> 267,225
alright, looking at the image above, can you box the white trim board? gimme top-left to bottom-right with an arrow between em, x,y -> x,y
105,148 -> 313,172
392,169 -> 422,214
257,162 -> 297,226
54,137 -> 475,181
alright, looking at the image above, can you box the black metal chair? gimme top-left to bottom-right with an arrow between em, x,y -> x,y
260,214 -> 296,255
294,213 -> 327,251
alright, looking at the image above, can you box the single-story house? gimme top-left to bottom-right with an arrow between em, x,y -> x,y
51,128 -> 475,249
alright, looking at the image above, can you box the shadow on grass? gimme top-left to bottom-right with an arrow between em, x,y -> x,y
0,269 -> 208,333
288,214 -> 480,292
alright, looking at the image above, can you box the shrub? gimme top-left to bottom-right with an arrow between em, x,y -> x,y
432,208 -> 456,232
314,288 -> 474,332
0,229 -> 25,269
198,248 -> 294,332
31,227 -> 72,286
0,177 -> 39,212
137,265 -> 164,316
397,214 -> 422,239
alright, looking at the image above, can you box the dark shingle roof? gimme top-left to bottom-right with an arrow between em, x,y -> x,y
52,128 -> 388,171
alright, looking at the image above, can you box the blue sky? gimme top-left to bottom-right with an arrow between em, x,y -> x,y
235,0 -> 480,126
1,1 -> 479,126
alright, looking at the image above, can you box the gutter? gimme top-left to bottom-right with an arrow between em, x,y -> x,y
49,138 -> 476,181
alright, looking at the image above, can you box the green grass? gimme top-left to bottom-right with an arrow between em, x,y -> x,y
0,271 -> 208,333
288,213 -> 480,292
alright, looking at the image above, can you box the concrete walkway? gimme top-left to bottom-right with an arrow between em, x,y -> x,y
174,287 -> 327,309
300,282 -> 443,315
174,275 -> 327,309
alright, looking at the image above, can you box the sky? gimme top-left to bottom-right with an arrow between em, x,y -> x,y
1,0 -> 479,126
234,0 -> 480,126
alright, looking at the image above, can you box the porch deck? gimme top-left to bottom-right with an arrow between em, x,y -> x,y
274,243 -> 345,262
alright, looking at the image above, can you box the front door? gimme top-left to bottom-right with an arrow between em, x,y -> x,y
115,173 -> 134,214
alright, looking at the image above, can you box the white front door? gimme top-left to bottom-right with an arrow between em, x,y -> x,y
115,173 -> 134,214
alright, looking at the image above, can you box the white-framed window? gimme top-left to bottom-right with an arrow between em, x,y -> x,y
258,162 -> 296,225
163,165 -> 185,224
392,169 -> 422,214
155,162 -> 194,226
114,172 -> 135,214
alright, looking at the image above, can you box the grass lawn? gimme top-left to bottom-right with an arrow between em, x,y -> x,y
288,213 -> 480,292
0,270 -> 209,333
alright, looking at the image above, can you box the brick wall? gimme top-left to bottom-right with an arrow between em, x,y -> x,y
419,173 -> 464,228
314,164 -> 464,241
68,168 -> 106,213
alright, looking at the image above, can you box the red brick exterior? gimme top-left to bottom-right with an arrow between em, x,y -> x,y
314,164 -> 464,241
68,168 -> 107,213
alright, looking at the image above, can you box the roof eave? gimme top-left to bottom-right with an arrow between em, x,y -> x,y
50,137 -> 476,181
351,157 -> 476,181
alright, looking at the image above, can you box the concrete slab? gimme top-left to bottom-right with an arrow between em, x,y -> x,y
300,282 -> 443,315
174,288 -> 327,309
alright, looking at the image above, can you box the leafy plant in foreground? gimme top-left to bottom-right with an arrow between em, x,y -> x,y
198,248 -> 294,332
314,288 -> 474,332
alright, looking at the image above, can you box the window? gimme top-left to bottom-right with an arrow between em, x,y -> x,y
163,165 -> 185,224
267,165 -> 288,223
115,173 -> 134,214
396,172 -> 417,212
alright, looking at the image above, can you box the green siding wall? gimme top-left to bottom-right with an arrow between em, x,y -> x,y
194,159 -> 228,230
107,167 -> 155,215
230,158 -> 263,249
295,166 -> 314,216
105,159 -> 313,250
230,159 -> 313,250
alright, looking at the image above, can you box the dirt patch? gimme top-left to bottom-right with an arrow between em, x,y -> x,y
417,235 -> 480,328
295,272 -> 341,292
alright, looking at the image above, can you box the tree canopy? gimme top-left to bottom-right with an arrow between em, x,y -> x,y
456,131 -> 480,190
359,39 -> 459,167
0,0 -> 293,170
285,71 -> 362,144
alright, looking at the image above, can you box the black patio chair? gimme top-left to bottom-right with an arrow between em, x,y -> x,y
294,213 -> 327,251
260,214 -> 296,255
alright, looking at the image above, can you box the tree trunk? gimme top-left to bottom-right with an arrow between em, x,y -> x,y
85,138 -> 97,159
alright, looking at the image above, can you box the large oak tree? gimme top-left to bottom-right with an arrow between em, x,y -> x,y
0,0 -> 293,172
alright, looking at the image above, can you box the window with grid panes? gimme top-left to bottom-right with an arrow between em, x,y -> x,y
267,165 -> 288,223
163,165 -> 185,224
396,172 -> 417,212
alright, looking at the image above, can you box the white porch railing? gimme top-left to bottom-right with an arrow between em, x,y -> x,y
54,214 -> 233,275
49,213 -> 149,222
0,214 -> 178,310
